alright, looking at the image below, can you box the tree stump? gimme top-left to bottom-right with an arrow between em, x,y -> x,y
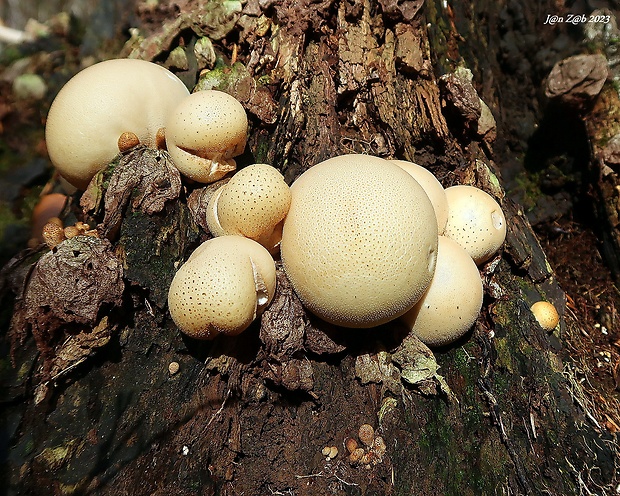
1,1 -> 618,495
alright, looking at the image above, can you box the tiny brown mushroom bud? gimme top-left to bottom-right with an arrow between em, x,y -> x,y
345,437 -> 358,454
348,447 -> 365,465
64,225 -> 80,239
155,127 -> 167,150
75,221 -> 90,232
42,222 -> 65,248
321,446 -> 331,457
372,435 -> 386,455
118,131 -> 140,152
530,301 -> 560,331
358,424 -> 375,447
47,217 -> 64,228
168,361 -> 180,375
360,452 -> 374,466
328,446 -> 338,459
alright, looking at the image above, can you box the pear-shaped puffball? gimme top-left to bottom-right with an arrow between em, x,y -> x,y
45,59 -> 190,189
401,236 -> 483,346
167,236 -> 276,339
443,185 -> 506,264
166,90 -> 248,183
281,154 -> 438,328
206,164 -> 291,252
530,301 -> 560,331
391,160 -> 449,234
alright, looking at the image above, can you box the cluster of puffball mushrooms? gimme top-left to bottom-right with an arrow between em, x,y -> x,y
44,58 -> 559,347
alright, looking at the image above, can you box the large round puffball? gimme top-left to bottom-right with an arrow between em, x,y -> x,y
443,185 -> 506,265
206,164 -> 291,252
45,59 -> 189,189
280,154 -> 439,328
401,236 -> 483,346
167,236 -> 276,339
391,160 -> 449,234
165,90 -> 248,183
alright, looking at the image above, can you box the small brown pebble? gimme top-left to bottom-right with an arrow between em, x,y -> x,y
358,424 -> 375,447
118,131 -> 140,152
168,361 -> 180,375
345,437 -> 358,454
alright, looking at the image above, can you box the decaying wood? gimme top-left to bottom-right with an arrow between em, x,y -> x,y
1,1 -> 618,495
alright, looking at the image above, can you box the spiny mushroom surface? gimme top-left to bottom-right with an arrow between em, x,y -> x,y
443,185 -> 506,265
206,163 -> 291,252
391,160 -> 449,234
167,236 -> 276,339
165,90 -> 248,183
401,236 -> 483,346
280,154 -> 438,328
45,58 -> 190,189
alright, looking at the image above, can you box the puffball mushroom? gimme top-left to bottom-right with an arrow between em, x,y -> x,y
530,301 -> 560,331
45,59 -> 190,189
165,90 -> 248,183
167,236 -> 276,339
280,154 -> 439,328
391,160 -> 449,234
443,185 -> 506,265
401,236 -> 483,347
206,164 -> 291,252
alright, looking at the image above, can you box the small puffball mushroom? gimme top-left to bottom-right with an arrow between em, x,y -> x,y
401,236 -> 483,347
206,164 -> 291,252
531,301 -> 560,331
281,154 -> 438,328
165,90 -> 248,183
443,185 -> 506,265
391,160 -> 449,234
118,131 -> 140,152
30,193 -> 66,244
358,424 -> 375,447
42,222 -> 66,249
167,235 -> 276,339
45,59 -> 190,189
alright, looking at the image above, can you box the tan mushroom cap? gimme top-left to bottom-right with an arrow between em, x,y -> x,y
401,236 -> 483,346
281,154 -> 438,328
391,160 -> 449,234
165,90 -> 248,183
530,301 -> 560,331
443,185 -> 506,265
45,59 -> 190,189
167,236 -> 276,339
206,164 -> 291,252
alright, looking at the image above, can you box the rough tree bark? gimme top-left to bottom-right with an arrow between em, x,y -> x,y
1,1 -> 618,495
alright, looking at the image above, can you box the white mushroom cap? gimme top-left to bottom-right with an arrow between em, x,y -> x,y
206,164 -> 291,252
530,301 -> 560,331
165,90 -> 248,183
45,59 -> 190,189
280,154 -> 438,328
391,160 -> 449,234
401,236 -> 483,346
167,235 -> 276,339
443,185 -> 506,264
